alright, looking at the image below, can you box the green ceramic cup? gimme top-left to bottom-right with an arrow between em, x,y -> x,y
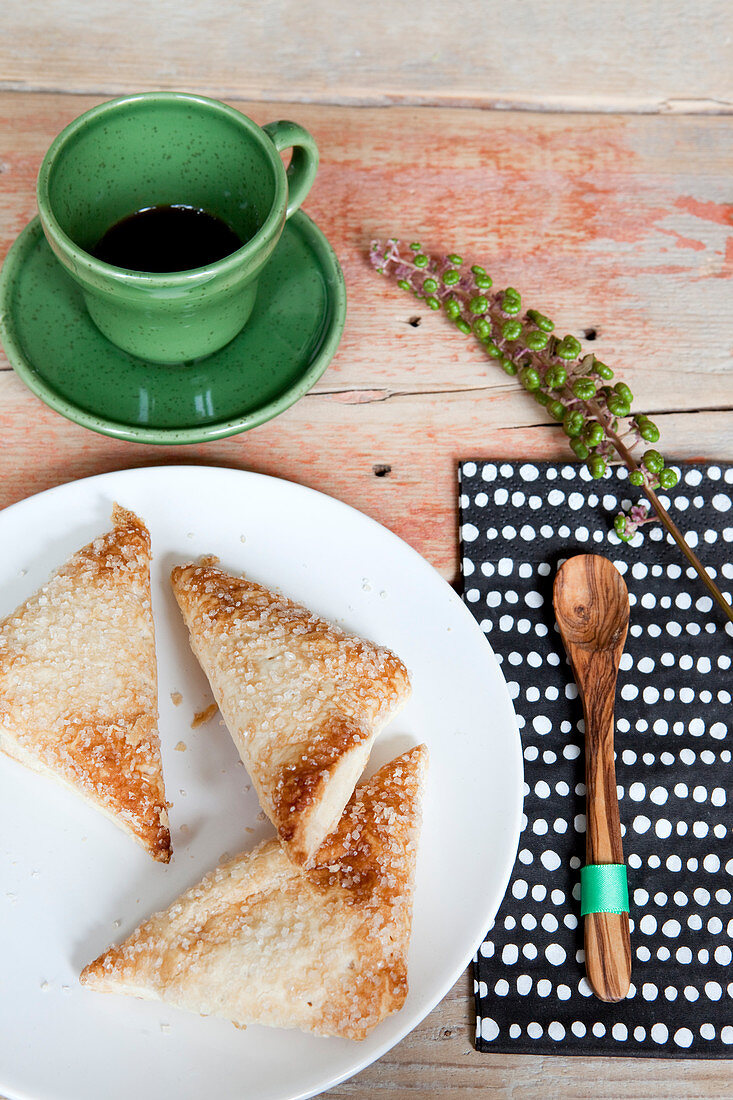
36,92 -> 319,363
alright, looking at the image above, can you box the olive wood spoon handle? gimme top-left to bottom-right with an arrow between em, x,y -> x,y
553,554 -> 632,1003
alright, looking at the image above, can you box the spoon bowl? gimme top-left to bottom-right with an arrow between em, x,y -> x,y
554,557 -> 629,653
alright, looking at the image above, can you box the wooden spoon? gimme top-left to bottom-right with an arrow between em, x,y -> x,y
553,554 -> 632,1002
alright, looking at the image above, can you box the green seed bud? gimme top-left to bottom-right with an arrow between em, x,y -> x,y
448,254 -> 463,266
534,390 -> 550,407
583,421 -> 604,447
422,277 -> 438,293
414,254 -> 429,268
594,361 -> 614,380
643,449 -> 664,475
629,470 -> 645,486
614,382 -> 634,404
471,264 -> 486,276
486,341 -> 501,358
557,335 -> 582,360
659,467 -> 679,490
397,279 -> 411,291
638,419 -> 660,443
474,274 -> 493,290
444,299 -> 461,319
544,365 -> 568,389
426,296 -> 441,310
409,242 -> 421,251
527,309 -> 554,332
502,320 -> 522,341
501,357 -> 518,376
473,318 -> 491,339
520,366 -> 541,391
525,330 -> 549,351
572,377 -> 597,401
613,514 -> 632,540
562,411 -> 585,438
502,299 -> 521,315
443,269 -> 460,286
504,286 -> 521,302
455,319 -> 472,335
469,295 -> 489,315
548,400 -> 566,422
607,396 -> 630,418
570,438 -> 591,460
587,455 -> 607,479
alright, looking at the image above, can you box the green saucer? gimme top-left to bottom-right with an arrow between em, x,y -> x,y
0,213 -> 346,443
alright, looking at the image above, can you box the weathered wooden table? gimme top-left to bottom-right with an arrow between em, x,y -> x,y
1,3 -> 731,1095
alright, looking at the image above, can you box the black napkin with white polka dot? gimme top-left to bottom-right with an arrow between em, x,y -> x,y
460,459 -> 732,1057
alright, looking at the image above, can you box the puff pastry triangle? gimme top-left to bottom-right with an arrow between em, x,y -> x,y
0,505 -> 171,862
171,561 -> 411,865
81,744 -> 427,1039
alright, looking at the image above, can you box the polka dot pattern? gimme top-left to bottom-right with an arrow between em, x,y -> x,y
462,462 -> 732,1057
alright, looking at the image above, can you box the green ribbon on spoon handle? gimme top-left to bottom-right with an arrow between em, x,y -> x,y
580,863 -> 630,916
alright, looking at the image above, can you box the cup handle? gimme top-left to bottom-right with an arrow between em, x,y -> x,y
262,120 -> 319,220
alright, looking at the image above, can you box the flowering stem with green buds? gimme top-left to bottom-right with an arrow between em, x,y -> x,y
370,237 -> 733,625
599,413 -> 732,617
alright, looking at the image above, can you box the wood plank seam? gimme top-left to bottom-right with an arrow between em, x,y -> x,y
0,83 -> 731,116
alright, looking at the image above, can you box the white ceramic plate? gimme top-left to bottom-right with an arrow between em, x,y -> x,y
0,466 -> 522,1100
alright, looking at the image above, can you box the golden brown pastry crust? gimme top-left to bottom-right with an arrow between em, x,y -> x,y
0,505 -> 171,862
81,745 -> 427,1039
170,562 -> 411,865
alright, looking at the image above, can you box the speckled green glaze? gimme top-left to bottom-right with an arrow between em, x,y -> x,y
0,212 -> 346,443
35,93 -> 319,362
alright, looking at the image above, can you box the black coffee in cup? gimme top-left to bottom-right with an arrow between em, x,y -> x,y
92,204 -> 243,273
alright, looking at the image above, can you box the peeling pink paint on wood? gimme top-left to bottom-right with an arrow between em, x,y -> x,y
658,228 -> 707,251
674,195 -> 733,227
712,236 -> 733,278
